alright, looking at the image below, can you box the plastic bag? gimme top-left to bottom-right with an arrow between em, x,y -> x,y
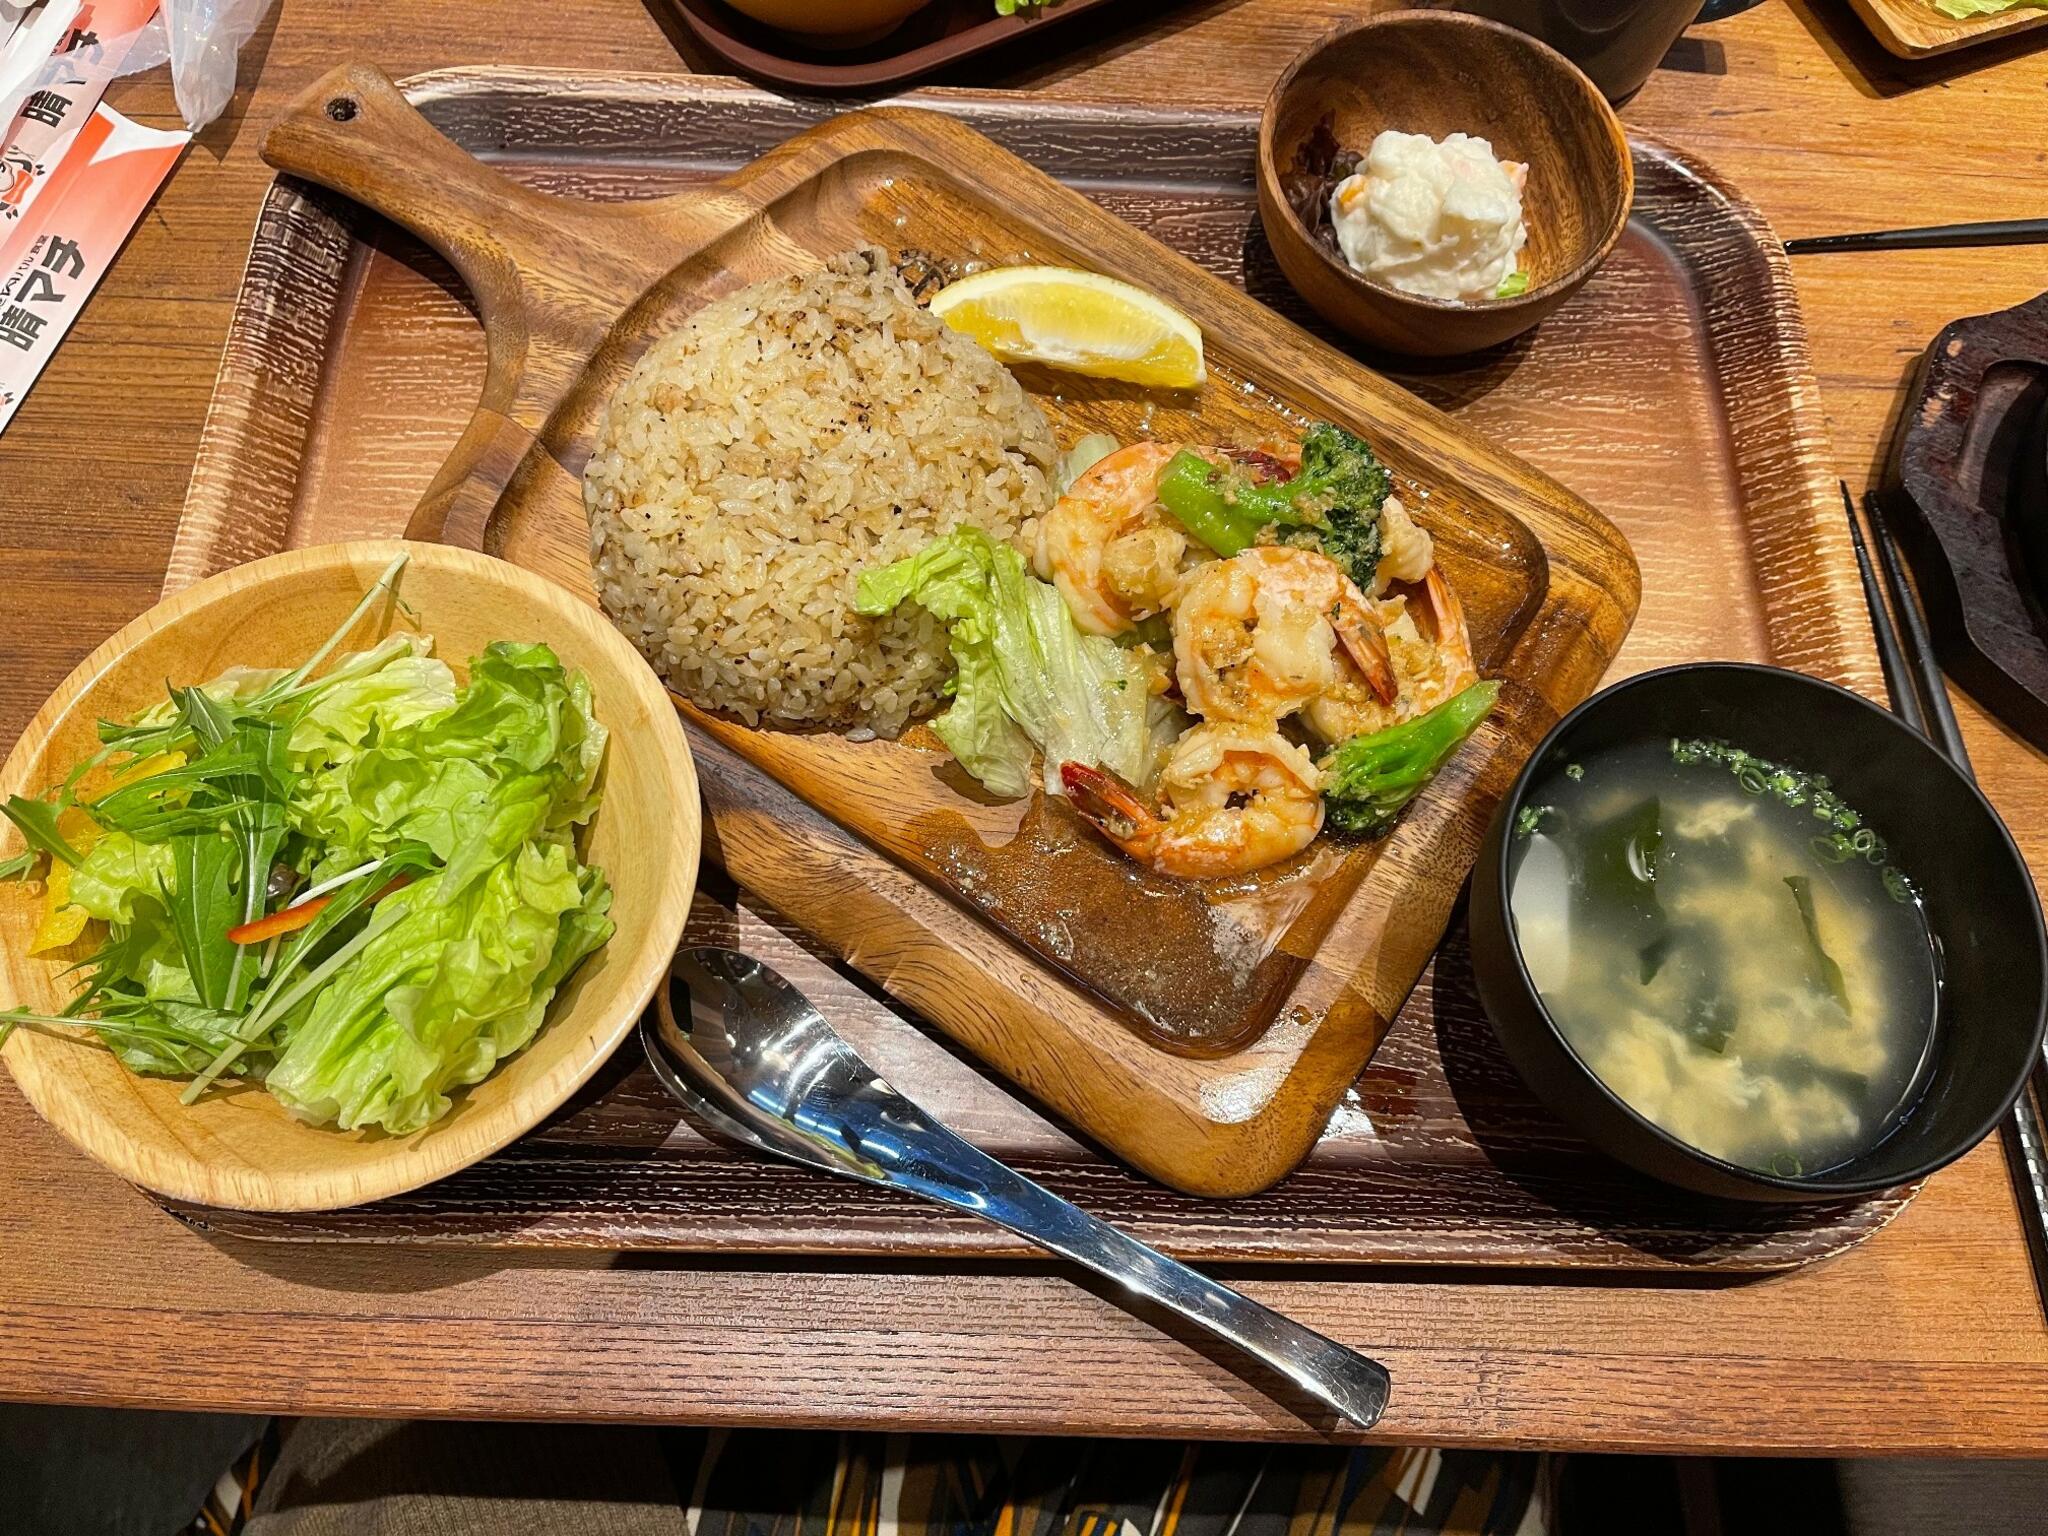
0,0 -> 79,127
114,0 -> 278,132
0,1 -> 36,50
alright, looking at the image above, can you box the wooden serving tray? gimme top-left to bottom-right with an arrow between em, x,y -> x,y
166,72 -> 1904,1270
222,60 -> 1637,1202
1843,0 -> 2048,60
663,0 -> 1142,91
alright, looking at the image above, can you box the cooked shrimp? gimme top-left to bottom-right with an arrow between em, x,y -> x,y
1171,545 -> 1395,724
1032,442 -> 1189,636
1304,565 -> 1478,743
1061,722 -> 1324,878
1372,494 -> 1434,593
1224,438 -> 1304,480
1033,440 -> 1307,636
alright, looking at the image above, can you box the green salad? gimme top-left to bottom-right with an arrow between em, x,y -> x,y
0,556 -> 615,1135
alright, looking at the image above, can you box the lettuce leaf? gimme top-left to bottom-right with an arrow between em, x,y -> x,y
287,653 -> 458,768
407,644 -> 608,836
1933,0 -> 2045,16
855,528 -> 1156,799
263,842 -> 613,1133
99,998 -> 252,1078
258,642 -> 616,1133
856,532 -> 1037,796
66,831 -> 175,923
288,641 -> 606,872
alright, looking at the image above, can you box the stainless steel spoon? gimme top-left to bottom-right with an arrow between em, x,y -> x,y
641,944 -> 1391,1429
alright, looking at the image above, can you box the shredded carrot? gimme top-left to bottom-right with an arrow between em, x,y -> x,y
225,874 -> 412,946
225,894 -> 331,946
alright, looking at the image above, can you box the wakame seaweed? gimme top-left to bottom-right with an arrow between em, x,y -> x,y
1786,874 -> 1853,1015
1579,796 -> 1667,966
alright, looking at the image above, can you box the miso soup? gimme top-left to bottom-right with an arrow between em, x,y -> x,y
1506,738 -> 1939,1176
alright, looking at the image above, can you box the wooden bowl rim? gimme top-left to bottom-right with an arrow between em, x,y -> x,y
1256,9 -> 1635,317
0,539 -> 701,1211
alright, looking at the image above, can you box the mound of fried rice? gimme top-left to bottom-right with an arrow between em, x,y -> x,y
584,247 -> 1056,735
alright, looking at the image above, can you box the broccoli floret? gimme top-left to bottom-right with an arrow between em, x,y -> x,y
1153,422 -> 1391,590
1321,681 -> 1498,838
1290,423 -> 1394,520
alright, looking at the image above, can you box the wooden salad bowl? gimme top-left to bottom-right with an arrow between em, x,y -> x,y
240,64 -> 1638,1198
1258,12 -> 1633,358
0,541 -> 701,1212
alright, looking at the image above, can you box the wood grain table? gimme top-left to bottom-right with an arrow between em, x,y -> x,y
3,0 -> 2047,1454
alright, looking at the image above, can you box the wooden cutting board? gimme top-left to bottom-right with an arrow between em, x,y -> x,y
254,62 -> 1637,1197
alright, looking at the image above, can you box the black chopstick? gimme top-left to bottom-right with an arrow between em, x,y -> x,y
1866,493 -> 1972,768
1844,484 -> 2048,1316
1842,484 -> 1925,735
1787,219 -> 2048,256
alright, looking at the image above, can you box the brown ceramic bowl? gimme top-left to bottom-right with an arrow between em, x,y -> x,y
1257,12 -> 1633,357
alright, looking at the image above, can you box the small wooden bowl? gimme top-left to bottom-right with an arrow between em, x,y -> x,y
1258,12 -> 1633,358
0,542 -> 701,1212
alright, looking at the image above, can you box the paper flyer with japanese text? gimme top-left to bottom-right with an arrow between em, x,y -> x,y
0,101 -> 188,432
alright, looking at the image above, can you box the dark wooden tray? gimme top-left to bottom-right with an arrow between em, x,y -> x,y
662,0 -> 1140,91
164,71 -> 1904,1270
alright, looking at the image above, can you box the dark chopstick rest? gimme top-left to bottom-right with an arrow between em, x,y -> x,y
1787,218 -> 2048,256
1845,484 -> 2048,1318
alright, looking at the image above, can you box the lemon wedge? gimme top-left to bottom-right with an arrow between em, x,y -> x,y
930,265 -> 1206,389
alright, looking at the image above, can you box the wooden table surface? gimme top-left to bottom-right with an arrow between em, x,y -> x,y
4,0 -> 2048,1454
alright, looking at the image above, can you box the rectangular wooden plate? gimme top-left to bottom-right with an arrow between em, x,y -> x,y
165,72 -> 1905,1269
1842,0 -> 2047,58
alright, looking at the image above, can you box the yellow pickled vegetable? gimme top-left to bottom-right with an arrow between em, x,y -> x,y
25,752 -> 184,954
27,859 -> 87,954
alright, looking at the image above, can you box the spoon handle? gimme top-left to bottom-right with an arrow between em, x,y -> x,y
850,1100 -> 1390,1428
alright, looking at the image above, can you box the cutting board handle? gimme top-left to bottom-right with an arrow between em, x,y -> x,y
263,63 -> 553,314
264,62 -> 582,551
